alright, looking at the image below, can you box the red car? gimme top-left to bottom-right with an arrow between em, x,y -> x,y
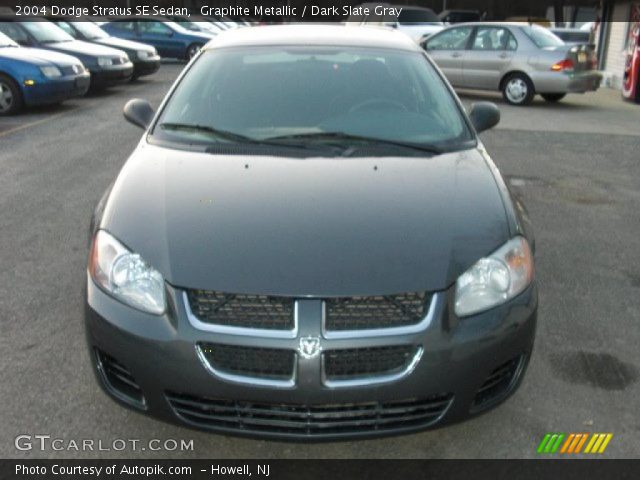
622,22 -> 640,102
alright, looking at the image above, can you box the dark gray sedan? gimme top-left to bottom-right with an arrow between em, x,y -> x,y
86,25 -> 537,440
423,22 -> 601,105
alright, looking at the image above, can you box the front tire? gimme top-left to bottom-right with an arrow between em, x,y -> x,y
186,43 -> 203,60
0,74 -> 23,116
541,93 -> 566,102
502,73 -> 535,106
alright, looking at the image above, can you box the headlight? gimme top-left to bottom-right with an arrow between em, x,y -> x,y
40,66 -> 62,78
89,230 -> 166,315
137,50 -> 149,59
97,57 -> 113,67
454,237 -> 534,317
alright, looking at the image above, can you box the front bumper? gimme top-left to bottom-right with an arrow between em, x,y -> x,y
133,56 -> 161,78
85,277 -> 537,440
89,63 -> 134,88
533,70 -> 602,94
22,73 -> 90,106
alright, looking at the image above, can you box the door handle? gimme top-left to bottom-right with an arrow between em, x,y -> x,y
499,53 -> 509,59
451,52 -> 462,58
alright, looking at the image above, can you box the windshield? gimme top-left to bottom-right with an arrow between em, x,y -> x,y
398,8 -> 440,25
522,25 -> 564,48
153,47 -> 473,154
73,21 -> 109,40
0,31 -> 17,47
22,21 -> 74,43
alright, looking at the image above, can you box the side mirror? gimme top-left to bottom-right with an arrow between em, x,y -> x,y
123,98 -> 154,129
469,101 -> 500,133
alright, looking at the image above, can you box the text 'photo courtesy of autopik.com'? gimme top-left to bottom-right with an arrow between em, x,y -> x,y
0,0 -> 639,478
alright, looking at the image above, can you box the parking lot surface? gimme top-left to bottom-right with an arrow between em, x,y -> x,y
1,64 -> 639,458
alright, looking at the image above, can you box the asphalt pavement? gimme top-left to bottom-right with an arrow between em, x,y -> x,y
1,64 -> 639,458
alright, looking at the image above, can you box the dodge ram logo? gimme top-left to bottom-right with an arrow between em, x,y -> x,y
298,336 -> 321,359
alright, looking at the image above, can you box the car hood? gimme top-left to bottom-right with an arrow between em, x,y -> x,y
94,36 -> 155,53
100,143 -> 510,296
43,39 -> 125,58
0,46 -> 80,66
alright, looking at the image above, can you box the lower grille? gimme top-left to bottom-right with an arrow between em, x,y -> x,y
324,345 -> 419,381
325,292 -> 431,331
95,349 -> 145,408
187,289 -> 294,330
198,343 -> 295,381
472,355 -> 524,410
166,392 -> 453,436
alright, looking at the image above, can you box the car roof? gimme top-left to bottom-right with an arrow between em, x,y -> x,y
203,24 -> 420,51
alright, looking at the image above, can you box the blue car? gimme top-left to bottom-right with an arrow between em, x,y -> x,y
0,20 -> 134,89
101,18 -> 215,60
0,31 -> 89,115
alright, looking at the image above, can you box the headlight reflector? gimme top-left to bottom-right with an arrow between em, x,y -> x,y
89,230 -> 166,315
40,66 -> 62,78
454,237 -> 533,317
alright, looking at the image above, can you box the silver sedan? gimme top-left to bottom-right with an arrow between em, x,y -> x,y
423,22 -> 602,105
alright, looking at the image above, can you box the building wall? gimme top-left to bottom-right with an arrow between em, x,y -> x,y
603,1 -> 631,88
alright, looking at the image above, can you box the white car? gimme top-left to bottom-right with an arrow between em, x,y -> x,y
348,3 -> 443,42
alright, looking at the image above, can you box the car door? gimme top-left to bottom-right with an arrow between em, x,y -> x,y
136,21 -> 180,58
462,26 -> 517,90
423,26 -> 473,87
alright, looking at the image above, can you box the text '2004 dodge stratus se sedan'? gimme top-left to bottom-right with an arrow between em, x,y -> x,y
86,25 -> 537,440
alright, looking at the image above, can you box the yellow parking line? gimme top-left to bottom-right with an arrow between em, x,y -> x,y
0,106 -> 85,138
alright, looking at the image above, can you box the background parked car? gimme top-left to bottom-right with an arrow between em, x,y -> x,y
0,31 -> 89,115
622,22 -> 640,103
52,20 -> 160,80
347,4 -> 443,42
165,15 -> 226,34
101,18 -> 215,60
438,10 -> 482,24
423,23 -> 601,105
0,20 -> 133,89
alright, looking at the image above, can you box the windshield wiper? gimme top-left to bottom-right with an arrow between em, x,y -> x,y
159,122 -> 262,144
264,131 -> 443,156
158,123 -> 330,152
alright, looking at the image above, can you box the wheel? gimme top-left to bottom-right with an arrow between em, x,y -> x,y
541,93 -> 566,102
0,74 -> 23,116
502,73 -> 535,106
186,43 -> 203,60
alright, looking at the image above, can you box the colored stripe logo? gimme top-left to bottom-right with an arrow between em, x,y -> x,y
537,433 -> 613,454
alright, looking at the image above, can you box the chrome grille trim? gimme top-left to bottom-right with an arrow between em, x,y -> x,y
321,347 -> 424,388
196,344 -> 297,389
322,293 -> 440,339
183,291 -> 298,339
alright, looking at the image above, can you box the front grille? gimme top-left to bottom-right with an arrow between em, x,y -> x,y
324,345 -> 419,381
198,343 -> 295,380
166,392 -> 453,436
187,289 -> 294,330
325,292 -> 431,331
95,349 -> 145,408
472,355 -> 524,410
